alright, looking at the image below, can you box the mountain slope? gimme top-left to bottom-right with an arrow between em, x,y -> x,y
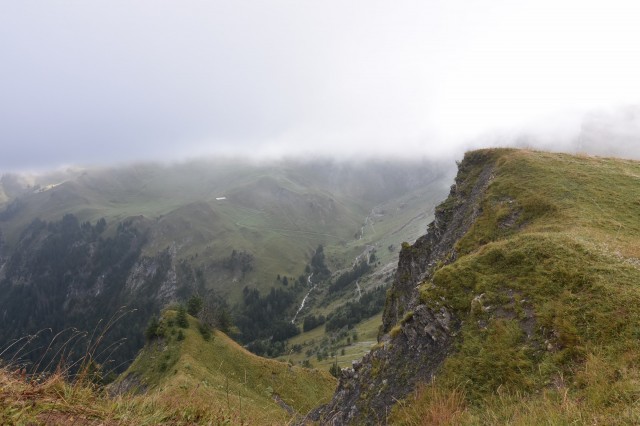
0,158 -> 450,300
0,158 -> 450,374
316,149 -> 640,424
113,310 -> 336,424
0,311 -> 336,425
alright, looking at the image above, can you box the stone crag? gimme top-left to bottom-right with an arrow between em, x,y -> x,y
312,150 -> 500,425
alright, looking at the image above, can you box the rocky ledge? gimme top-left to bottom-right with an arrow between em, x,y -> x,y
311,150 -> 499,425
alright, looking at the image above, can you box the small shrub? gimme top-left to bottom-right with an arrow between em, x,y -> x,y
198,322 -> 212,341
145,316 -> 160,341
401,311 -> 414,325
329,362 -> 341,378
145,316 -> 165,341
187,295 -> 203,317
390,324 -> 403,338
176,305 -> 189,328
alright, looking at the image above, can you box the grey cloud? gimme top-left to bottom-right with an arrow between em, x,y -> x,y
1,1 -> 640,171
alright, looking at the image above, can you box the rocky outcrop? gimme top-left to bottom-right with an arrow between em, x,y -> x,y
125,244 -> 179,305
313,150 -> 500,425
0,214 -> 201,374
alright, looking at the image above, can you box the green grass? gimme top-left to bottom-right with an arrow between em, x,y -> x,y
116,311 -> 337,423
392,148 -> 640,424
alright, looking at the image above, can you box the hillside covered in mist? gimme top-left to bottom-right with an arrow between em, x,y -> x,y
0,158 -> 452,374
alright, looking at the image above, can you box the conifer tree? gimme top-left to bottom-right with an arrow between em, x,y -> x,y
177,305 -> 189,328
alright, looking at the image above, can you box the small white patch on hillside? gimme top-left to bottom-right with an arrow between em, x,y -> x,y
34,182 -> 64,193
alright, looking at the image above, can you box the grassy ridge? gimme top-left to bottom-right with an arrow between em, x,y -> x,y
0,311 -> 336,425
117,311 -> 336,424
392,149 -> 640,424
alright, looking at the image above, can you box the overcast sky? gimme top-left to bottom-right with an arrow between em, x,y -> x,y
2,1 -> 640,171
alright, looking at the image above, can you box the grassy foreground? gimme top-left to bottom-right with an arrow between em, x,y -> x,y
0,366 -> 240,425
391,149 -> 640,424
1,311 -> 336,425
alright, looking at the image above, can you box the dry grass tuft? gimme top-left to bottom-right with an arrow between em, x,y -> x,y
393,383 -> 469,426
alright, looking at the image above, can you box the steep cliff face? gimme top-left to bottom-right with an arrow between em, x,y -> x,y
315,150 -> 502,424
0,214 -> 202,373
380,153 -> 497,335
316,148 -> 640,424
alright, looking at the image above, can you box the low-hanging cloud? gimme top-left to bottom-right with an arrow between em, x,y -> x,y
1,1 -> 640,171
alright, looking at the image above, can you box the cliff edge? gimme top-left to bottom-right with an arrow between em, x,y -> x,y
313,148 -> 640,424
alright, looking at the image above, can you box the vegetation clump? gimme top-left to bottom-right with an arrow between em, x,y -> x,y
144,316 -> 164,341
325,286 -> 386,332
187,295 -> 203,317
309,244 -> 331,280
328,259 -> 370,292
198,322 -> 212,341
235,286 -> 300,356
303,314 -> 326,332
221,249 -> 254,276
176,305 -> 189,328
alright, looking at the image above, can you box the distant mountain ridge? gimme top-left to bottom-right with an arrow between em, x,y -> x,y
0,158 -> 451,374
